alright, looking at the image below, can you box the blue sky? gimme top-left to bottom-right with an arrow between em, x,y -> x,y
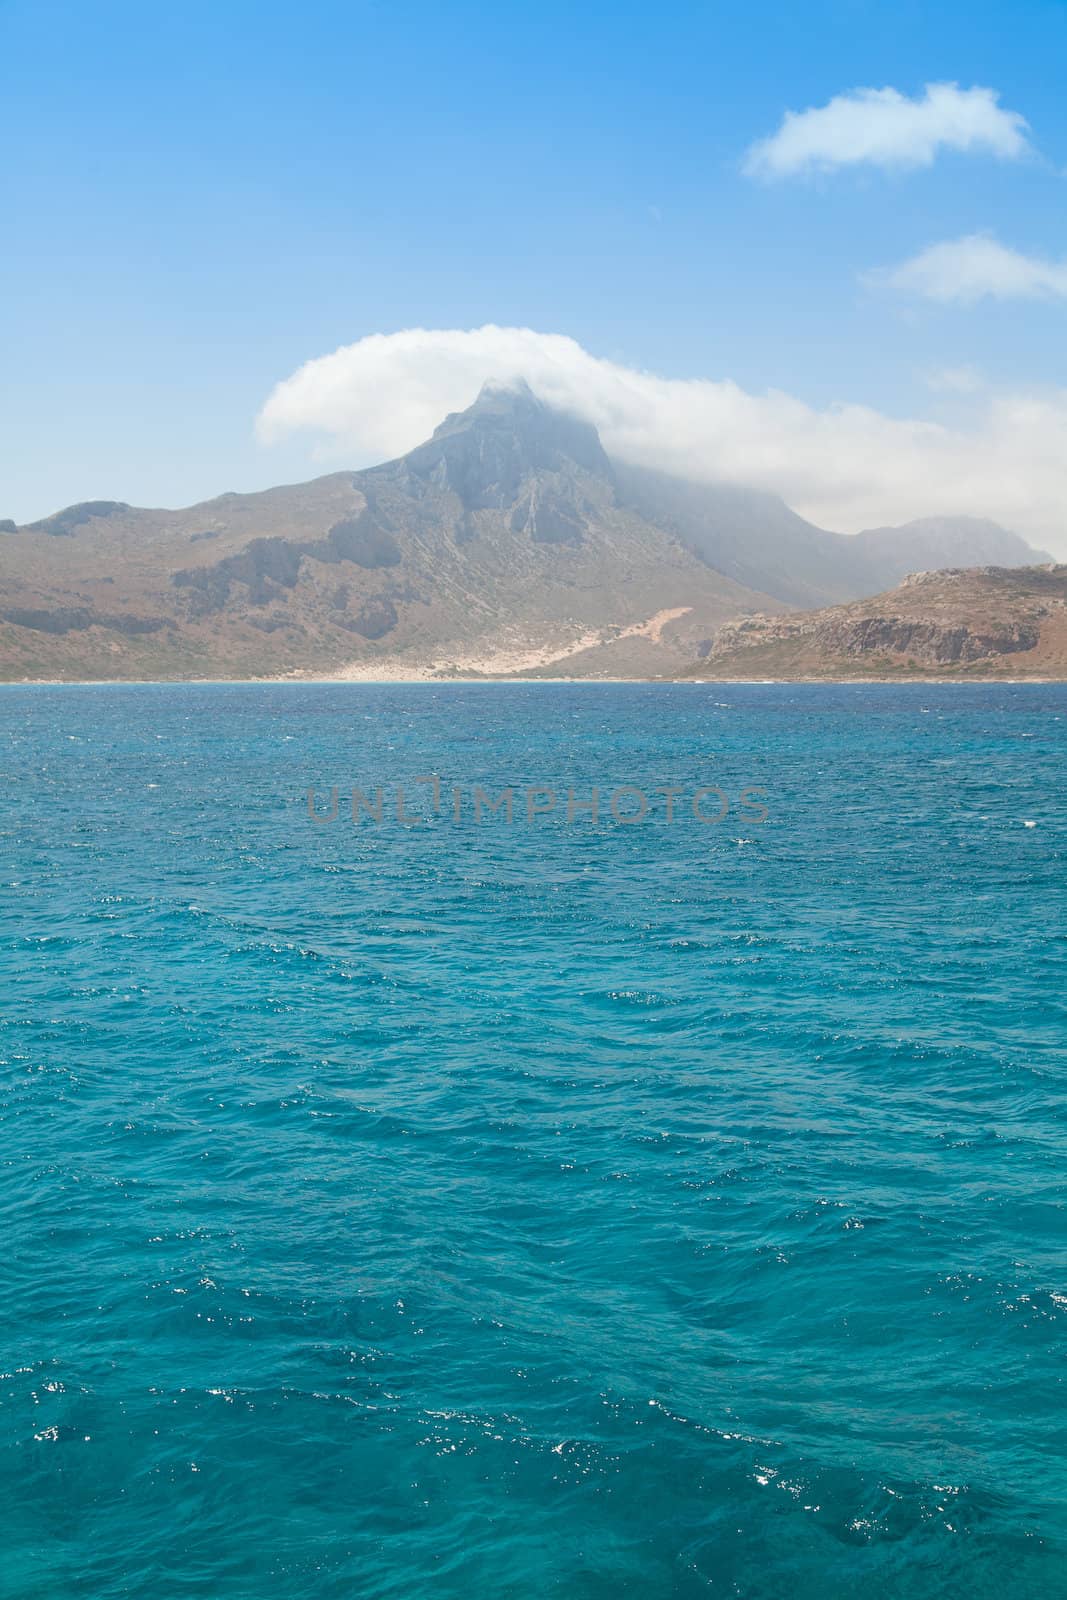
3,0 -> 1066,545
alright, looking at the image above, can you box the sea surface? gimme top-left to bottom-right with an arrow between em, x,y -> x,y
1,682 -> 1065,1599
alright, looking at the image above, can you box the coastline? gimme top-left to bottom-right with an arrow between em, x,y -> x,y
3,673 -> 1066,688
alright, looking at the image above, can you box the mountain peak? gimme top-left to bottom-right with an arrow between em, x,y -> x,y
402,378 -> 613,515
470,375 -> 538,410
855,514 -> 1054,572
430,377 -> 544,439
431,377 -> 603,452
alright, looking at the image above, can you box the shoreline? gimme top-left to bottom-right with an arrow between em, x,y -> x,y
3,673 -> 1067,688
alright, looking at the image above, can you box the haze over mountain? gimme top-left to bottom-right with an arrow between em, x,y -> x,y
0,382 -> 1052,681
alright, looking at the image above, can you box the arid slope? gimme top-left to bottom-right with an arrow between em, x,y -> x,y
687,566 -> 1067,679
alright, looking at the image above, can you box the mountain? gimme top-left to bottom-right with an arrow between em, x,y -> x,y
614,464 -> 859,609
614,469 -> 1053,609
688,564 -> 1067,679
0,381 -> 1055,681
851,517 -> 1050,590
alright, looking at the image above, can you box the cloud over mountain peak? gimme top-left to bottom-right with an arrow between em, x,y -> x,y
257,325 -> 1067,554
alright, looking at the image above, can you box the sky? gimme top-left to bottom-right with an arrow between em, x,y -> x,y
3,0 -> 1066,550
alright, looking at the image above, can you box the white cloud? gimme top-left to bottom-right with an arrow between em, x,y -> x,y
879,234 -> 1067,302
744,82 -> 1031,178
256,325 -> 1067,554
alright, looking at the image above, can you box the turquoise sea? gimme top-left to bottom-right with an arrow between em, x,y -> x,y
2,682 -> 1065,1599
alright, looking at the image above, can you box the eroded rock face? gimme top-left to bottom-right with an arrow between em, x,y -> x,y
172,506 -> 403,615
318,512 -> 401,569
509,489 -> 585,546
174,537 -> 304,609
705,570 -> 1062,673
0,607 -> 169,636
339,596 -> 398,639
712,608 -> 1045,666
827,617 -> 1039,664
0,606 -> 95,634
711,614 -> 788,653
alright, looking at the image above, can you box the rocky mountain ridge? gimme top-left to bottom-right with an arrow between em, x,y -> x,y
0,382 -> 1055,680
690,565 -> 1067,678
